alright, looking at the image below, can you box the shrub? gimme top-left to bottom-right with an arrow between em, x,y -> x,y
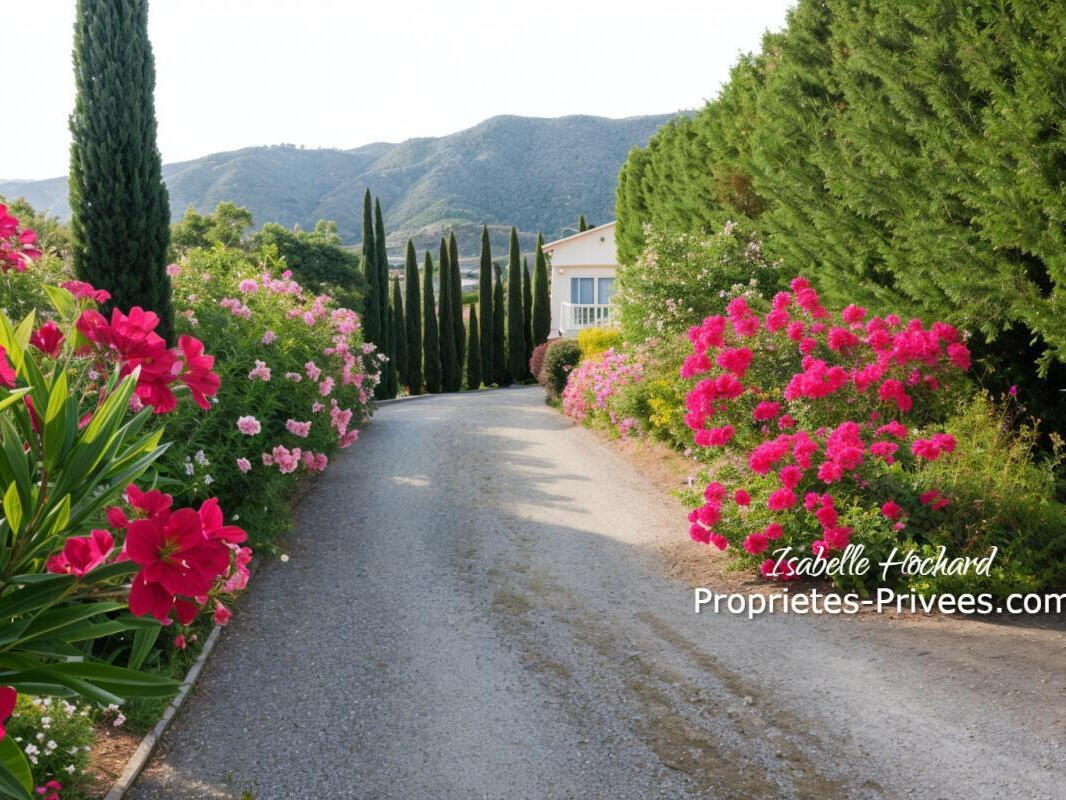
576,326 -> 624,360
615,222 -> 783,342
0,207 -> 251,796
561,348 -> 642,437
529,341 -> 550,385
161,246 -> 378,548
610,335 -> 692,451
670,277 -> 1066,594
542,339 -> 581,399
5,695 -> 93,797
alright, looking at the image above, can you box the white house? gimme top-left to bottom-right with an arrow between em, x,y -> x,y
544,221 -> 618,337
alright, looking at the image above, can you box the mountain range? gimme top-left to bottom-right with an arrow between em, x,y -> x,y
1,113 -> 682,258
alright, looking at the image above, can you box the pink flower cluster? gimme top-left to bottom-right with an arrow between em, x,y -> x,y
562,348 -> 644,436
0,204 -> 41,272
680,277 -> 969,578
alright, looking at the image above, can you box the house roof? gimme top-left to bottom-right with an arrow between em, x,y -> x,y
542,221 -> 616,252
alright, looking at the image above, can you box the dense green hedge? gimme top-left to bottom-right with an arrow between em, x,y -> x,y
617,0 -> 1066,398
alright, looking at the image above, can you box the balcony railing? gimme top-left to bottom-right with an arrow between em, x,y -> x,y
561,302 -> 612,331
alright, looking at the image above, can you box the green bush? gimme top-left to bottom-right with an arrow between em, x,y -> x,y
542,339 -> 581,398
5,696 -> 94,797
615,223 -> 782,342
576,326 -> 624,360
615,0 -> 1066,417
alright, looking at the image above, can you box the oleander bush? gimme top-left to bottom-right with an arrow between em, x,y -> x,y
529,341 -> 551,385
161,246 -> 379,548
561,270 -> 1066,595
615,222 -> 783,342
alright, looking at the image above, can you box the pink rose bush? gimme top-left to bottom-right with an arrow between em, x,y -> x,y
677,278 -> 973,585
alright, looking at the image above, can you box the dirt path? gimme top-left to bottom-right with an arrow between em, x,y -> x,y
129,387 -> 1066,799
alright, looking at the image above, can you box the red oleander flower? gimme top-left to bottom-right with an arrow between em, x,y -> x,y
29,321 -> 65,357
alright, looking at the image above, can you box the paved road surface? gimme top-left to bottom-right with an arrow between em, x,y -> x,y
130,387 -> 1066,799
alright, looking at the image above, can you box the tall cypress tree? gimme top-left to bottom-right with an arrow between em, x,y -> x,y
422,251 -> 441,394
359,190 -> 379,347
438,238 -> 459,391
449,232 -> 464,368
478,225 -> 494,383
465,303 -> 481,390
522,255 -> 533,365
404,240 -> 423,394
70,0 -> 172,338
578,215 -> 588,232
383,298 -> 398,399
532,232 -> 550,346
506,227 -> 526,382
374,198 -> 389,346
391,276 -> 407,395
492,263 -> 507,386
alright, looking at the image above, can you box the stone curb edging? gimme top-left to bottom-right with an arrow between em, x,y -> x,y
103,623 -> 223,800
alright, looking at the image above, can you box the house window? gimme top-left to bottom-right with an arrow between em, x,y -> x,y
570,277 -> 594,304
597,277 -> 615,305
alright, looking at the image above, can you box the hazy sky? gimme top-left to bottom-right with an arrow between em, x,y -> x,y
4,0 -> 795,180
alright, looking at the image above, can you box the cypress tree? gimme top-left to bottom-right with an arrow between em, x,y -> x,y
360,190 -> 379,347
404,240 -> 423,394
374,198 -> 390,347
69,0 -> 172,338
478,225 -> 494,383
465,303 -> 481,390
492,263 -> 507,386
391,276 -> 406,395
578,215 -> 588,232
422,251 -> 441,393
438,238 -> 459,391
532,232 -> 550,346
522,255 -> 533,365
506,227 -> 526,382
449,232 -> 464,370
383,301 -> 398,399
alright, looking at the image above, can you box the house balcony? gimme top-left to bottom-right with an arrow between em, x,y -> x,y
560,301 -> 612,333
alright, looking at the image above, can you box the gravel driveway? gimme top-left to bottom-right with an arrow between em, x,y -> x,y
129,386 -> 1066,799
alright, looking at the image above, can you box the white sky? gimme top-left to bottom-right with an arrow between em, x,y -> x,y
3,0 -> 795,180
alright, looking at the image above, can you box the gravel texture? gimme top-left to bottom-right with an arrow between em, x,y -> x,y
129,387 -> 1066,799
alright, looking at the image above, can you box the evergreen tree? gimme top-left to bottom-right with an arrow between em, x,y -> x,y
478,225 -> 494,383
438,238 -> 460,391
465,303 -> 481,390
404,240 -> 423,394
522,255 -> 533,365
374,198 -> 392,399
532,232 -> 550,346
422,251 -> 441,393
492,263 -> 507,386
506,227 -> 526,382
359,189 -> 379,347
578,215 -> 588,232
69,0 -> 172,338
374,198 -> 390,347
449,232 -> 464,370
391,276 -> 406,395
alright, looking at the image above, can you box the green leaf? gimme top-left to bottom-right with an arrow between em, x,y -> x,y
0,737 -> 33,800
45,369 -> 67,423
127,624 -> 161,669
3,483 -> 22,537
43,285 -> 76,320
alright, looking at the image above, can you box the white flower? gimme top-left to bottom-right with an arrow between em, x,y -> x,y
65,764 -> 76,774
203,474 -> 214,485
184,462 -> 195,476
194,450 -> 209,466
280,554 -> 290,562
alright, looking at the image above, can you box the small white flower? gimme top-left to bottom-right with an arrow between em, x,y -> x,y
280,554 -> 290,562
203,474 -> 214,485
184,462 -> 195,476
65,764 -> 76,774
194,450 -> 209,466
